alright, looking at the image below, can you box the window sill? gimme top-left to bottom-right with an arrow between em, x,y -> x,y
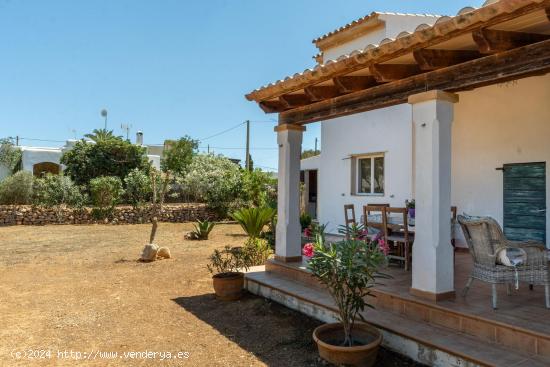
351,193 -> 385,197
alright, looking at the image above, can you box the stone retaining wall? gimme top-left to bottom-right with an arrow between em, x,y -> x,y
0,204 -> 217,226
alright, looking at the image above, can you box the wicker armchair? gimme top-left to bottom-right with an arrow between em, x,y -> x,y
457,215 -> 549,309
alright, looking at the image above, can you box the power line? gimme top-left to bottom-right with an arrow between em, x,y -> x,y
199,146 -> 277,150
19,137 -> 66,143
198,122 -> 245,142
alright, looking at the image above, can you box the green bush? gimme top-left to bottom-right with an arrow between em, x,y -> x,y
33,174 -> 86,208
243,237 -> 272,266
89,176 -> 124,216
182,154 -> 243,217
241,169 -> 277,208
61,137 -> 151,186
124,169 -> 152,208
300,212 -> 312,231
161,136 -> 198,176
231,206 -> 276,239
0,171 -> 34,205
0,138 -> 22,174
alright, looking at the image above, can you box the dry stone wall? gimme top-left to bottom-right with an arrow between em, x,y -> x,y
0,204 -> 217,226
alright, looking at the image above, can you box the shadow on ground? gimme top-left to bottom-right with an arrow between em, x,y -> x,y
172,292 -> 425,367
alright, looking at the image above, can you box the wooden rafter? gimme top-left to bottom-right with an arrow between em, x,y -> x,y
278,38 -> 550,125
472,28 -> 550,54
304,85 -> 341,101
333,76 -> 378,93
546,7 -> 550,21
413,49 -> 482,70
369,64 -> 421,83
279,94 -> 311,109
260,100 -> 287,113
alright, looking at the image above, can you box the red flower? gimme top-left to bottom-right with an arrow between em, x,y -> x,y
303,243 -> 314,258
303,227 -> 312,237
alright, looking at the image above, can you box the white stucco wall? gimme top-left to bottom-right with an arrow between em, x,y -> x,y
20,147 -> 63,172
323,14 -> 439,61
318,104 -> 413,233
453,74 -> 550,248
300,155 -> 320,171
314,75 -> 550,247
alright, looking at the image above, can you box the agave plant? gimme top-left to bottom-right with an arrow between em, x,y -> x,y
231,207 -> 276,239
188,220 -> 215,240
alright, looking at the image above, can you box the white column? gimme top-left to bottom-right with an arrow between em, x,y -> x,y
408,90 -> 458,301
275,124 -> 305,262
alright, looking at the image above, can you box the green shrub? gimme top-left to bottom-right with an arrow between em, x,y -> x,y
161,136 -> 198,176
182,154 -> 243,217
300,212 -> 312,230
89,176 -> 124,216
187,220 -> 215,240
0,171 -> 34,205
61,137 -> 150,186
33,174 -> 86,208
241,169 -> 277,208
124,169 -> 152,208
207,246 -> 251,275
0,138 -> 22,173
243,237 -> 272,266
231,206 -> 276,239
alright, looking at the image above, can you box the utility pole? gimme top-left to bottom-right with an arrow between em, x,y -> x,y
315,137 -> 318,154
207,144 -> 210,154
16,136 -> 19,146
245,120 -> 250,171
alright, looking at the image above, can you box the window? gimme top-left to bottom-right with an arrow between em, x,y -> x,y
356,155 -> 384,195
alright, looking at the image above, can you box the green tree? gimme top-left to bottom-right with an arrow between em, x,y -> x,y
84,129 -> 122,142
0,138 -> 22,174
301,149 -> 320,159
161,136 -> 198,176
61,138 -> 150,186
241,169 -> 277,208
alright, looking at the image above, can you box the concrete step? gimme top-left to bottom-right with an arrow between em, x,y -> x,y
245,268 -> 550,367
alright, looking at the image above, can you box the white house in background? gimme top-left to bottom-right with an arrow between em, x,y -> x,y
0,133 -> 161,181
248,0 -> 550,305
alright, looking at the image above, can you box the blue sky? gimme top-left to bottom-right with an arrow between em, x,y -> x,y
0,0 -> 475,171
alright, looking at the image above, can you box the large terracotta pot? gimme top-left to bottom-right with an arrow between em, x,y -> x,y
313,322 -> 382,367
212,272 -> 244,301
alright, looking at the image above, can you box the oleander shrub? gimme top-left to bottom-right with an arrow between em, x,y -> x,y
33,174 -> 86,208
124,168 -> 152,208
0,171 -> 34,205
89,176 -> 124,218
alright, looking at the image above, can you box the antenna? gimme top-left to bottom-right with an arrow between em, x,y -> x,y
121,123 -> 132,141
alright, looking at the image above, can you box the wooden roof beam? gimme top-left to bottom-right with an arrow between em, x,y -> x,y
370,64 -> 421,83
279,94 -> 312,109
304,85 -> 342,101
279,38 -> 550,125
333,76 -> 378,93
260,100 -> 287,113
413,49 -> 482,71
473,28 -> 550,54
546,7 -> 550,21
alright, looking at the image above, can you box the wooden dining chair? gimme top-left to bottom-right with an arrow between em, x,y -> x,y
384,207 -> 413,271
363,205 -> 387,241
343,204 -> 356,239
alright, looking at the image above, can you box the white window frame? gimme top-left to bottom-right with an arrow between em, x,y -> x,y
355,154 -> 385,196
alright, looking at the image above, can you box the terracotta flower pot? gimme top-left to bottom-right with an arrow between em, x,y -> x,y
212,272 -> 244,301
313,322 -> 382,367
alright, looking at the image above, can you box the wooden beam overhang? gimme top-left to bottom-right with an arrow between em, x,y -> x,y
370,64 -> 421,83
304,85 -> 341,101
278,38 -> 550,125
547,7 -> 550,21
259,100 -> 287,113
413,49 -> 482,71
247,1 -> 550,102
279,94 -> 311,109
333,76 -> 378,93
472,28 -> 550,54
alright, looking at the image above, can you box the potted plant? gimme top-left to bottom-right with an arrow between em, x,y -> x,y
307,226 -> 387,367
406,199 -> 415,219
207,246 -> 251,301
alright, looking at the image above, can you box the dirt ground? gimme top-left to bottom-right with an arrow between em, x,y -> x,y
0,223 -> 422,366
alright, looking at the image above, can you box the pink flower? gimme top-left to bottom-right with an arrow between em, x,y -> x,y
377,239 -> 390,256
303,243 -> 314,258
358,229 -> 368,240
303,227 -> 312,237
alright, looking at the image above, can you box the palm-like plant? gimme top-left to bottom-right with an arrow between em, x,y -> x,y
231,207 -> 276,238
189,220 -> 215,240
84,129 -> 121,142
